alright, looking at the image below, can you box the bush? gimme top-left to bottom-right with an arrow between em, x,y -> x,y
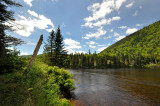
22,62 -> 75,105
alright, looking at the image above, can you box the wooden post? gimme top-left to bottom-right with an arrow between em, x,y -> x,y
27,35 -> 43,70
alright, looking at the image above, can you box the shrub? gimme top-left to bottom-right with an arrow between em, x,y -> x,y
22,62 -> 74,105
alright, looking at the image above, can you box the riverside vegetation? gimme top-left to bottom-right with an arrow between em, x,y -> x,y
0,61 -> 75,105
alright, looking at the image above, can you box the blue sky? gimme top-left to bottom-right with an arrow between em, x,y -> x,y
8,0 -> 160,55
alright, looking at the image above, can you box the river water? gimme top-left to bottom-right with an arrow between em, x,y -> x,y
68,68 -> 160,106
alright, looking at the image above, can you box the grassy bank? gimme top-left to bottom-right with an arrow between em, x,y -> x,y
0,62 -> 75,106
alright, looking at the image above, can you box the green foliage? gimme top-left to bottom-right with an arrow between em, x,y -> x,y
22,62 -> 74,105
0,50 -> 27,73
0,71 -> 26,105
0,62 -> 74,105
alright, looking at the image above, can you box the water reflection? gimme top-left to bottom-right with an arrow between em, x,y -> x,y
69,68 -> 160,106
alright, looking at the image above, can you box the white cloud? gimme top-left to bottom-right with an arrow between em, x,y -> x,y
23,0 -> 33,7
94,16 -> 120,27
87,41 -> 97,48
136,24 -> 142,27
64,47 -> 86,54
97,47 -> 106,52
118,26 -> 128,29
115,0 -> 126,10
66,32 -> 71,35
64,38 -> 81,49
126,28 -> 138,34
115,35 -> 126,41
20,52 -> 29,55
114,32 -> 120,36
112,16 -> 121,20
133,10 -> 138,16
93,18 -> 110,27
83,27 -> 107,39
89,45 -> 96,48
64,38 -> 84,54
82,0 -> 125,39
84,1 -> 113,22
81,22 -> 93,28
28,10 -> 38,17
87,41 -> 97,45
7,10 -> 54,37
84,0 -> 126,22
82,16 -> 120,28
87,3 -> 101,13
82,36 -> 90,39
125,2 -> 134,8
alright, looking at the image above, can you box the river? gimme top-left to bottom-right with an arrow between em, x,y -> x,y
68,68 -> 160,106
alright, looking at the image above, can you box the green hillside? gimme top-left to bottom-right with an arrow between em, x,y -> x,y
99,20 -> 160,67
101,20 -> 160,54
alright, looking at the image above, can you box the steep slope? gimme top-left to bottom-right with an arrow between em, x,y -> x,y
101,20 -> 160,56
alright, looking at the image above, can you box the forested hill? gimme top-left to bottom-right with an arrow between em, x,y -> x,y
100,20 -> 160,55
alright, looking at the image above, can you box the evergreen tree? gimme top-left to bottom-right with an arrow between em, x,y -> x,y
0,0 -> 25,73
54,26 -> 67,67
0,0 -> 22,58
43,30 -> 55,65
44,30 -> 55,55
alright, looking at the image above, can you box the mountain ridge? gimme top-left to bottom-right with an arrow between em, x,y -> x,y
100,20 -> 160,55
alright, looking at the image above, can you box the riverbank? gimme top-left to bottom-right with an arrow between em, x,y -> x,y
0,62 -> 75,105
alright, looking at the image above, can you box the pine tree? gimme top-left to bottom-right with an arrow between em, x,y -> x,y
0,0 -> 22,58
43,30 -> 55,65
0,0 -> 24,73
54,26 -> 67,67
